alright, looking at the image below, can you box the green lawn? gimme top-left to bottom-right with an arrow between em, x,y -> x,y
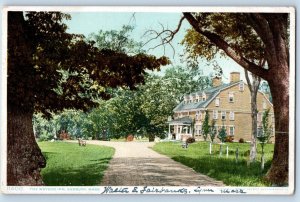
38,142 -> 115,186
153,141 -> 274,186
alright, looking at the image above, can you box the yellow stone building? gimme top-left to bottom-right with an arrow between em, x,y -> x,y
167,72 -> 274,142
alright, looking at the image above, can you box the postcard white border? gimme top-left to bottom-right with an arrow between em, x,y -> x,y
0,6 -> 296,195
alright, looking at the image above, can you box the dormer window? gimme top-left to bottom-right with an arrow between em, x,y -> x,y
202,92 -> 207,101
239,82 -> 244,91
229,92 -> 234,103
184,95 -> 188,104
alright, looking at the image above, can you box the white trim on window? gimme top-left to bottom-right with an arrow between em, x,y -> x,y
229,92 -> 234,103
213,110 -> 218,120
229,126 -> 235,136
202,92 -> 207,101
215,97 -> 220,107
229,111 -> 235,120
221,111 -> 226,120
239,82 -> 244,91
263,101 -> 267,109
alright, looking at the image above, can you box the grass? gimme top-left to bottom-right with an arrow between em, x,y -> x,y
153,141 -> 274,186
38,142 -> 115,186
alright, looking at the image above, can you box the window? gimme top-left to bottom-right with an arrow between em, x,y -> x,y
229,111 -> 235,120
229,92 -> 234,102
199,112 -> 202,120
257,113 -> 262,122
195,125 -> 202,135
221,111 -> 226,120
215,97 -> 220,107
184,96 -> 188,104
202,92 -> 207,101
195,114 -> 198,121
213,110 -> 218,120
263,101 -> 267,109
229,126 -> 235,136
239,82 -> 244,91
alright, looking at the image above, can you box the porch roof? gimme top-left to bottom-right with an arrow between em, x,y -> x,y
168,116 -> 192,125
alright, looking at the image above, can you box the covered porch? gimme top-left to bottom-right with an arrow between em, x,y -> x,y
167,117 -> 193,140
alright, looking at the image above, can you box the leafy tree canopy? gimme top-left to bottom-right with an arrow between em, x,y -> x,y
181,13 -> 266,67
8,12 -> 169,118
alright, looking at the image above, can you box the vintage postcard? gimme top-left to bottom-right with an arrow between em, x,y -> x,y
0,6 -> 295,195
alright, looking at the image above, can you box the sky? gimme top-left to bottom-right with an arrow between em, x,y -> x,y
65,12 -> 246,83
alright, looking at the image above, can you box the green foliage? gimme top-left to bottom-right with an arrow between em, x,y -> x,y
202,110 -> 210,141
153,142 -> 274,186
181,13 -> 265,67
89,25 -> 145,55
34,65 -> 212,141
218,126 -> 227,143
38,142 -> 114,185
257,109 -> 273,144
209,119 -> 217,143
8,12 -> 169,118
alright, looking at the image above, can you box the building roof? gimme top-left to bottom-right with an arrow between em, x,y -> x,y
173,81 -> 240,112
168,116 -> 192,125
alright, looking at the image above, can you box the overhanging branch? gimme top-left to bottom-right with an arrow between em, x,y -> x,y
183,12 -> 269,81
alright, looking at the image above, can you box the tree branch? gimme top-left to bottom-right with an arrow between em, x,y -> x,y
247,14 -> 277,66
183,12 -> 269,80
142,16 -> 185,58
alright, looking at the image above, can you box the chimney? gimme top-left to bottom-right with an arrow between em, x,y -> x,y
230,72 -> 240,83
212,77 -> 222,87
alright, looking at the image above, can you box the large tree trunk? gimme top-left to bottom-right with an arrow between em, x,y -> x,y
266,71 -> 289,185
183,12 -> 290,185
7,106 -> 46,185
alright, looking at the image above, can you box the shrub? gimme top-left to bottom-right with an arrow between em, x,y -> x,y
225,136 -> 234,143
186,137 -> 195,144
239,138 -> 245,143
126,134 -> 134,141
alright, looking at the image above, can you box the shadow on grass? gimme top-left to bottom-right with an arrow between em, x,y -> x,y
41,158 -> 112,186
171,155 -> 272,186
42,152 -> 59,161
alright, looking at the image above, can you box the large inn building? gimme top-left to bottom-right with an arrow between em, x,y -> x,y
167,72 -> 275,142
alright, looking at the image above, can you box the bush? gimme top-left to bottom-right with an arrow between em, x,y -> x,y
225,136 -> 234,143
186,137 -> 195,144
239,138 -> 245,143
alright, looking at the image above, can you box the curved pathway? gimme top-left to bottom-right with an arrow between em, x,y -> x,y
83,140 -> 224,186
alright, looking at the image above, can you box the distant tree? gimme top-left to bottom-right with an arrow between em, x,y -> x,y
7,11 -> 168,185
218,125 -> 227,143
89,25 -> 144,54
245,70 -> 262,163
202,111 -> 210,141
257,109 -> 273,170
164,66 -> 211,102
209,119 -> 217,143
